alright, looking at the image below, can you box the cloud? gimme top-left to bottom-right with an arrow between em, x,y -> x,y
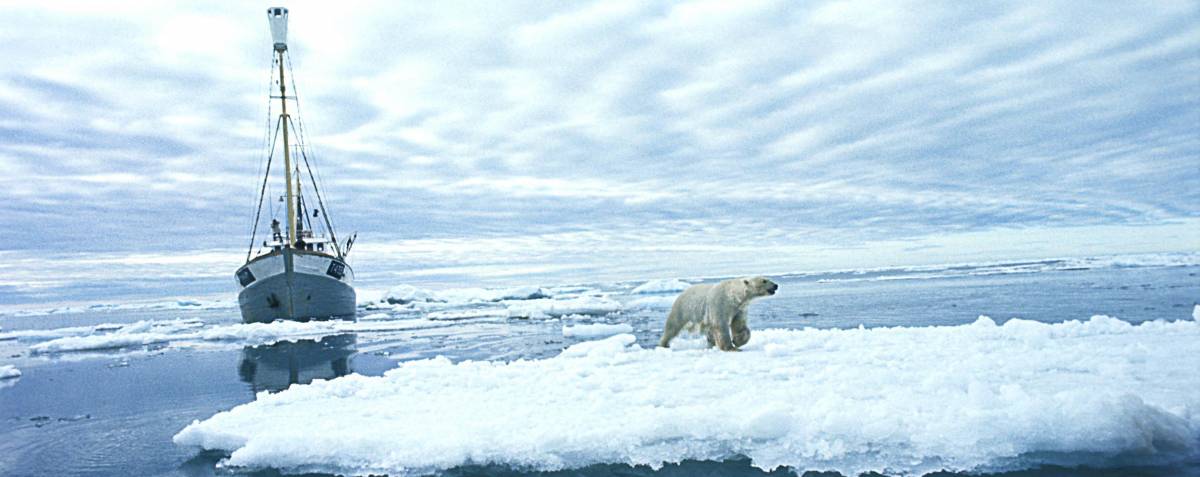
0,0 -> 1196,286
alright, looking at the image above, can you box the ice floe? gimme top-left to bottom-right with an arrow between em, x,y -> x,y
382,284 -> 552,305
21,316 -> 485,354
174,315 -> 1200,476
29,320 -> 332,354
0,299 -> 236,317
426,308 -> 509,321
561,323 -> 634,338
504,295 -> 622,319
0,365 -> 20,379
630,278 -> 690,294
625,295 -> 677,310
382,285 -> 440,304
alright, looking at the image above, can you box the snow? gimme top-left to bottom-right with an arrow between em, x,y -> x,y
173,315 -> 1200,476
630,278 -> 690,294
0,365 -> 20,380
504,295 -> 622,319
382,285 -> 439,304
561,323 -> 634,338
558,333 -> 639,357
1193,304 -> 1199,321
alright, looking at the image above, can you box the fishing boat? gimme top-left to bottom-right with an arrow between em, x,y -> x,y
236,7 -> 357,323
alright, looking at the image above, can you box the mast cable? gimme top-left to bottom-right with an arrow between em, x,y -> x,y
290,115 -> 344,258
283,51 -> 345,258
247,52 -> 277,255
284,52 -> 340,245
246,116 -> 283,262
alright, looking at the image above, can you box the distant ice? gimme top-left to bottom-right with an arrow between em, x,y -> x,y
0,299 -> 235,317
0,365 -> 20,380
437,286 -> 550,303
1193,304 -> 1199,321
29,320 -> 336,353
426,309 -> 509,321
561,323 -> 633,338
339,319 -> 491,333
174,315 -> 1200,476
21,315 -> 482,354
630,278 -> 690,294
382,285 -> 439,304
382,284 -> 551,305
504,295 -> 622,319
625,295 -> 677,310
806,252 -> 1200,284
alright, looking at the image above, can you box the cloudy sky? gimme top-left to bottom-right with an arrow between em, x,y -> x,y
0,1 -> 1197,293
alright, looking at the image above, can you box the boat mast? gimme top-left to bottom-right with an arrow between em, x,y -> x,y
268,8 -> 296,247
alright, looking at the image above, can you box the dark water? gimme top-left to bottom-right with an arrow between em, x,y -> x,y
0,265 -> 1197,477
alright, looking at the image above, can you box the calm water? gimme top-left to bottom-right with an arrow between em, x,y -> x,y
0,264 -> 1197,477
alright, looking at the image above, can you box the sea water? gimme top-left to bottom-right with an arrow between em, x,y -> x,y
0,260 -> 1197,476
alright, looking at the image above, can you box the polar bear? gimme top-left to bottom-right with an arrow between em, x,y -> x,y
658,276 -> 778,351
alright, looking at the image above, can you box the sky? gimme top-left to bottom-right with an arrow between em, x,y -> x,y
0,1 -> 1197,297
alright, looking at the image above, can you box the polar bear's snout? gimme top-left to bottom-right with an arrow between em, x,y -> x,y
766,281 -> 779,295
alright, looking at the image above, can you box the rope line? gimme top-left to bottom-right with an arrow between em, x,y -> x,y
290,115 -> 343,258
283,51 -> 345,258
246,116 -> 283,263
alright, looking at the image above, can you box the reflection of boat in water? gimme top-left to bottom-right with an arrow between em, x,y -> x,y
238,334 -> 357,394
235,7 -> 357,323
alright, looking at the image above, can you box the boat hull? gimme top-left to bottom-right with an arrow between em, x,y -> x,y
236,249 -> 356,323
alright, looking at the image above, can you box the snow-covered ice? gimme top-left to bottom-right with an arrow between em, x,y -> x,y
630,278 -> 690,294
426,308 -> 509,321
174,315 -> 1200,476
436,286 -> 550,303
0,298 -> 235,317
504,296 -> 622,319
382,284 -> 552,305
625,295 -> 677,310
382,285 -> 439,304
29,320 -> 337,353
0,365 -> 20,380
561,323 -> 634,338
21,316 -> 488,354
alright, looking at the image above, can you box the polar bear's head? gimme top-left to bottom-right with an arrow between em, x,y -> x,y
740,276 -> 778,299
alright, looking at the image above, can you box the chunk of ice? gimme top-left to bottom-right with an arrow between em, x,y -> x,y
562,323 -> 634,338
174,315 -> 1200,476
630,278 -> 691,294
0,365 -> 20,380
505,296 -> 622,319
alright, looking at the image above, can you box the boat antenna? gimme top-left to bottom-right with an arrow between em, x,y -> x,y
268,7 -> 296,248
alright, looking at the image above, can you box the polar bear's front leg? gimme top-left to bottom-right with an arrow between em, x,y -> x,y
731,310 -> 750,348
705,310 -> 738,351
